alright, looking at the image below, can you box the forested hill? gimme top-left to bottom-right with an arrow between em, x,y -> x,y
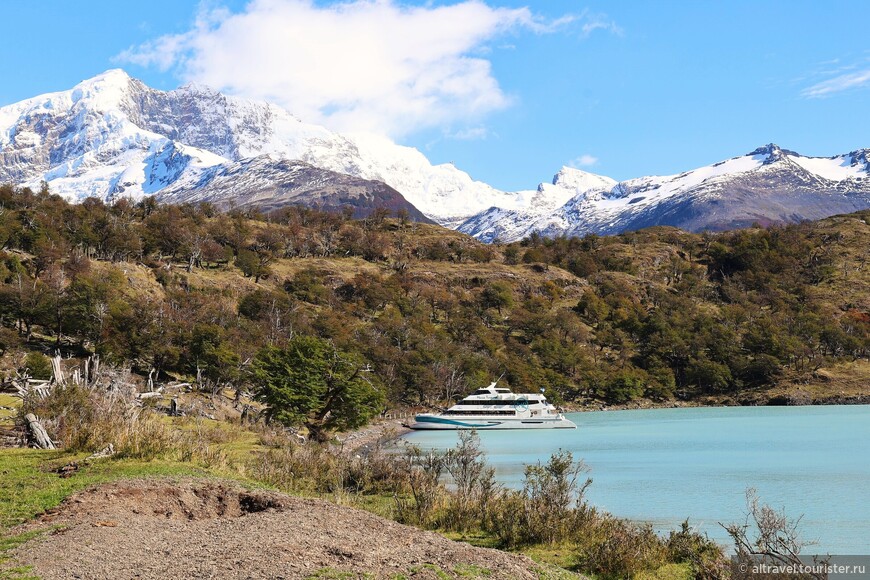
2,183 -> 869,416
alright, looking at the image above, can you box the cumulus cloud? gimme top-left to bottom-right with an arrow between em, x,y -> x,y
801,68 -> 870,98
118,0 -> 598,137
570,154 -> 599,168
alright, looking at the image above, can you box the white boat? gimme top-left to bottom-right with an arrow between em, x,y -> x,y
409,382 -> 576,430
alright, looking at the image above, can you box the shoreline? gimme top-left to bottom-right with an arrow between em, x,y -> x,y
336,417 -> 412,454
336,392 -> 870,452
565,392 -> 870,413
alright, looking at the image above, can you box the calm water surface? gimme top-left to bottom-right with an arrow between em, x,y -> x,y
400,405 -> 870,553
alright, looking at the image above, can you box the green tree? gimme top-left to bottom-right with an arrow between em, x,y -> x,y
250,335 -> 384,440
235,249 -> 269,281
189,324 -> 241,388
479,281 -> 513,315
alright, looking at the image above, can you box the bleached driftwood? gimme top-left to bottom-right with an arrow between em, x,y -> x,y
82,355 -> 100,386
50,355 -> 65,386
24,413 -> 55,449
15,379 -> 52,400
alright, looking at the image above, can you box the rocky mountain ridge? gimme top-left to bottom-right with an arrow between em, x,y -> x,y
2,70 -> 869,239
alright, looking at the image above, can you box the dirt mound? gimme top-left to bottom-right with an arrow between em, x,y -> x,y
10,479 -> 562,579
38,480 -> 292,523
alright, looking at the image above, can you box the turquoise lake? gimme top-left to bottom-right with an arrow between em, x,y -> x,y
400,405 -> 870,554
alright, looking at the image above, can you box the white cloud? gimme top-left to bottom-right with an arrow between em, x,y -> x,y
448,126 -> 490,141
580,12 -> 623,38
570,154 -> 599,168
801,68 -> 870,98
118,0 -> 585,138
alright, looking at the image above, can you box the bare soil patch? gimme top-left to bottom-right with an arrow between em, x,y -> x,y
10,478 -> 552,579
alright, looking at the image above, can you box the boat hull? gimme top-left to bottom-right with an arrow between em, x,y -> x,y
409,414 -> 576,430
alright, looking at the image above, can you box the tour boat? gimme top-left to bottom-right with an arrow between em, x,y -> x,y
409,382 -> 576,430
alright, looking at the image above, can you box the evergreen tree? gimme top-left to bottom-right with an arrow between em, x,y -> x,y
250,335 -> 384,440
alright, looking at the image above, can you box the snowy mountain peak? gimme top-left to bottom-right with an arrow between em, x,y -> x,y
551,166 -> 617,191
80,68 -> 133,87
749,143 -> 800,164
849,149 -> 870,169
459,143 -> 870,242
0,70 -> 516,224
69,68 -> 139,108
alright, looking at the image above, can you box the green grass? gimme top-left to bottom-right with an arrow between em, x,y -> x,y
453,563 -> 493,577
634,563 -> 693,580
305,568 -> 370,579
0,449 -> 211,531
0,395 -> 19,427
437,533 -> 588,579
408,564 -> 451,579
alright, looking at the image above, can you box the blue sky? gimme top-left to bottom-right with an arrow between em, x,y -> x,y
1,0 -> 868,191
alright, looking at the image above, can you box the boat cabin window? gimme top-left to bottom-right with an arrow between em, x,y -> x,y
444,410 -> 516,416
455,400 -> 542,406
495,388 -> 511,393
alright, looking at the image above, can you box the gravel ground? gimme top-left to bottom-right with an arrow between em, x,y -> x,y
10,479 -> 558,580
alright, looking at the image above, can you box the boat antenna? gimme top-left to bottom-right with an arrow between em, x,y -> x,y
494,371 -> 506,386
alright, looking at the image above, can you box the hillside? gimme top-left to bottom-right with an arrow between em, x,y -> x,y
1,183 -> 868,414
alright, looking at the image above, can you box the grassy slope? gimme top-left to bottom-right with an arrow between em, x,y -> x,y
0,450 -> 597,580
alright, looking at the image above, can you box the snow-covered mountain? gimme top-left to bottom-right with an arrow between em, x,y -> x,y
2,71 -> 869,240
0,69 -> 519,225
460,144 -> 870,241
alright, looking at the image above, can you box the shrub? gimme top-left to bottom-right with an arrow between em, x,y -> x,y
393,444 -> 445,527
576,516 -> 668,578
521,450 -> 592,544
443,430 -> 498,531
666,520 -> 728,579
21,382 -> 172,459
23,352 -> 52,380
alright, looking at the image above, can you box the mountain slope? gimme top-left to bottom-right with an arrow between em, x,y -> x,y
157,155 -> 433,220
459,145 -> 870,241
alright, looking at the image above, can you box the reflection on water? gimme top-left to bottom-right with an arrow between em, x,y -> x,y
400,405 -> 870,553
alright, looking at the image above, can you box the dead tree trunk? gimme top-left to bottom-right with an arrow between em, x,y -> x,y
24,413 -> 55,449
51,355 -> 65,386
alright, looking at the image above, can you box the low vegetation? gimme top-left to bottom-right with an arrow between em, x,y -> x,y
3,382 -> 723,578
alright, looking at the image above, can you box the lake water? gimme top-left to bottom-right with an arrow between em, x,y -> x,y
400,405 -> 870,554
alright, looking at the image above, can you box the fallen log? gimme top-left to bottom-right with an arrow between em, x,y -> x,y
24,413 -> 55,449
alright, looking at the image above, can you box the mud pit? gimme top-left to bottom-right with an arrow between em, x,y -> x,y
10,479 -> 554,579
